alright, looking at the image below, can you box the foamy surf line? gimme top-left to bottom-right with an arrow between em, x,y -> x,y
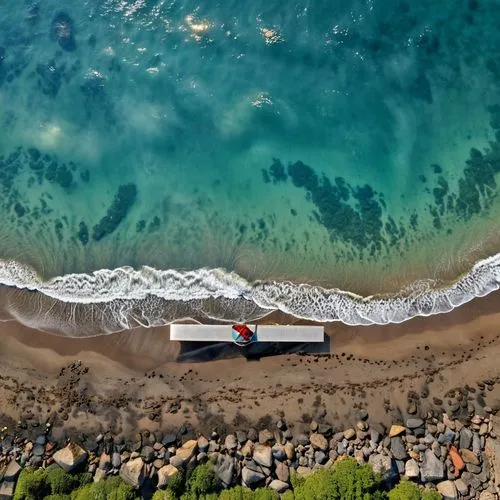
1,253 -> 500,328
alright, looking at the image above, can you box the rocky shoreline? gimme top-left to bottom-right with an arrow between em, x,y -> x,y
2,399 -> 500,499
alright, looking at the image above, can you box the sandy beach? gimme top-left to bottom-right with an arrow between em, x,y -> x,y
1,290 -> 500,442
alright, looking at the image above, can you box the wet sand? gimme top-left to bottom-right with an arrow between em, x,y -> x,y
1,290 -> 500,440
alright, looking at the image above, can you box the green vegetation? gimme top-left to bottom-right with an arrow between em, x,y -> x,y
292,457 -> 385,500
218,486 -> 279,499
13,467 -> 134,500
11,458 -> 443,500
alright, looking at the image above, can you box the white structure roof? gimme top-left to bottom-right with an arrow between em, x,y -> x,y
170,324 -> 324,343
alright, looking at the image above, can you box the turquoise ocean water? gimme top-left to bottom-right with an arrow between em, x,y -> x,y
0,0 -> 500,334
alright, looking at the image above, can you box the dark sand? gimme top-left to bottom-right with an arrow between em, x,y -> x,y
1,290 -> 500,439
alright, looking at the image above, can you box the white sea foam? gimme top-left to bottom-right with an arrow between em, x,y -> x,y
1,252 -> 500,331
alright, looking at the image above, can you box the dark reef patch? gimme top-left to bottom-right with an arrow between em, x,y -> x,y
259,103 -> 500,260
136,220 -> 146,233
267,158 -> 287,183
286,160 -> 385,253
92,184 -> 138,241
50,12 -> 77,52
77,222 -> 89,245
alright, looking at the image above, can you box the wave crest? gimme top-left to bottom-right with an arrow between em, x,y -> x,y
1,252 -> 500,334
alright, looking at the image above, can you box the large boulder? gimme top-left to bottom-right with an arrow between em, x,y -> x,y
119,457 -> 145,488
157,464 -> 178,489
258,429 -> 274,445
406,418 -> 424,429
460,448 -> 480,465
269,479 -> 289,493
0,480 -> 15,498
275,461 -> 289,483
437,480 -> 458,500
459,428 -> 473,450
368,454 -> 399,486
310,433 -> 328,451
420,449 -> 444,482
225,434 -> 238,451
214,454 -> 234,487
253,444 -> 272,468
173,440 -> 197,465
53,442 -> 88,472
3,460 -> 21,480
242,466 -> 265,488
405,459 -> 420,478
390,437 -> 407,461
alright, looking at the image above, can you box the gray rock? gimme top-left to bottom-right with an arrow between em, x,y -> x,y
53,442 -> 88,473
454,478 -> 468,496
258,429 -> 274,445
459,427 -> 473,450
343,428 -> 356,440
35,435 -> 46,446
169,455 -> 184,469
395,460 -> 405,475
422,434 -> 434,445
157,464 -> 178,489
437,480 -> 458,500
253,444 -> 273,468
315,451 -> 327,464
33,444 -> 44,456
242,466 -> 265,488
272,444 -> 286,461
466,463 -> 481,474
405,459 -> 420,478
112,452 -> 121,469
162,434 -> 176,446
473,433 -> 482,454
296,466 -> 313,477
460,448 -> 480,465
310,433 -> 328,451
438,428 -> 456,445
141,446 -> 154,463
269,479 -> 289,493
0,480 -> 15,498
3,460 -> 21,481
277,419 -> 287,431
368,454 -> 399,486
119,457 -> 145,488
236,431 -> 247,444
420,449 -> 445,482
247,428 -> 258,442
390,437 -> 407,461
296,434 -> 309,446
275,461 -> 289,483
370,429 -> 381,444
358,409 -> 369,421
461,471 -> 482,492
225,434 -> 238,451
407,418 -> 424,429
318,424 -> 332,436
99,453 -> 112,471
197,436 -> 209,452
214,454 -> 234,487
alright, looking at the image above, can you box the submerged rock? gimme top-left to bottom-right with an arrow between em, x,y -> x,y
50,12 -> 77,51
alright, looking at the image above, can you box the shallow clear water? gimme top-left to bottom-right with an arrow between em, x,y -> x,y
0,0 -> 499,334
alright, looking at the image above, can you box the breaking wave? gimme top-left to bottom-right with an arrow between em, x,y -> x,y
1,252 -> 500,335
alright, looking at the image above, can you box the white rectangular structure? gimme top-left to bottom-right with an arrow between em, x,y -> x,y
170,324 -> 324,343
